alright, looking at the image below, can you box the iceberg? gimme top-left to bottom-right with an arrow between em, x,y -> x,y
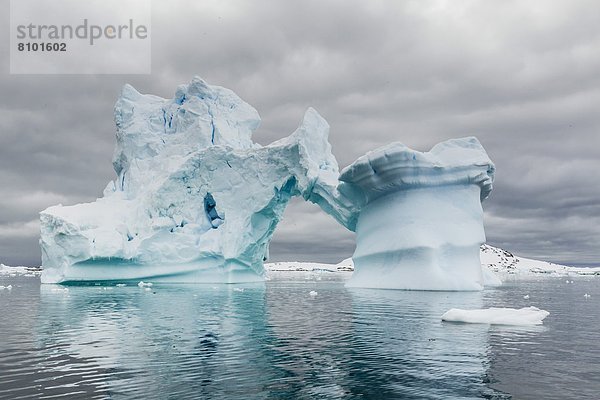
441,307 -> 550,326
339,139 -> 495,290
40,75 -> 495,291
40,77 -> 339,284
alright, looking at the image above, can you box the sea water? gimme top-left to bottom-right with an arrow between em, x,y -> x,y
1,272 -> 598,399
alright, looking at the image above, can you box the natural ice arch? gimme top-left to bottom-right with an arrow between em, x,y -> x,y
40,76 -> 495,290
267,198 -> 355,264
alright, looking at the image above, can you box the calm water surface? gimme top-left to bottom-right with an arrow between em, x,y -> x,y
1,272 -> 599,399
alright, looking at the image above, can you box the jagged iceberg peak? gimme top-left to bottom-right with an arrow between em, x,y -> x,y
339,137 -> 495,207
40,77 -> 339,284
111,76 -> 261,197
268,107 -> 339,186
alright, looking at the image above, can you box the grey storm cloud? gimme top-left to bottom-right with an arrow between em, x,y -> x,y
0,0 -> 599,266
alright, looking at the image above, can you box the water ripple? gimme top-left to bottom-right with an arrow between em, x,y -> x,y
1,275 -> 599,398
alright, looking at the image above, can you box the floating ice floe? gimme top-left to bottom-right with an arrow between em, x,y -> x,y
309,290 -> 318,297
441,306 -> 549,326
0,285 -> 13,290
138,281 -> 153,288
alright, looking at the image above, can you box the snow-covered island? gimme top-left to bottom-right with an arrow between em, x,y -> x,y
480,244 -> 600,279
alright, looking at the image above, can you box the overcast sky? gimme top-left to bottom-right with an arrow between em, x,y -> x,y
1,0 -> 599,266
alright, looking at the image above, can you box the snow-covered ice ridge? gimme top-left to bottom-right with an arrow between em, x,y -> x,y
40,77 -> 341,284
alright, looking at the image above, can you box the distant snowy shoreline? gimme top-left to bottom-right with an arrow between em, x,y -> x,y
265,244 -> 600,281
480,244 -> 600,279
0,264 -> 42,277
2,244 -> 598,281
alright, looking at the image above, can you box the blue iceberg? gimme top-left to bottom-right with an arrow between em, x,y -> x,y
338,139 -> 495,290
40,77 -> 339,284
41,77 -> 494,290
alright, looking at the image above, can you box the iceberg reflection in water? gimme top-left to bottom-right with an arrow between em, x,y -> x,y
2,273 -> 599,398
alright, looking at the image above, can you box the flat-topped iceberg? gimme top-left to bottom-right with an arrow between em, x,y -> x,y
40,77 -> 339,284
441,306 -> 550,326
339,138 -> 495,290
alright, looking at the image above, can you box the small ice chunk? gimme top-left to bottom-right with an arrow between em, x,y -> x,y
50,287 -> 69,292
584,293 -> 591,299
116,283 -> 126,287
441,306 -> 549,326
144,287 -> 152,292
0,285 -> 12,290
138,281 -> 153,288
233,287 -> 244,292
523,294 -> 530,299
309,290 -> 318,297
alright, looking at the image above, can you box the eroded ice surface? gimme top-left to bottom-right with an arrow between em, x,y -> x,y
40,76 -> 498,290
40,77 -> 339,284
441,306 -> 550,326
342,138 -> 495,290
